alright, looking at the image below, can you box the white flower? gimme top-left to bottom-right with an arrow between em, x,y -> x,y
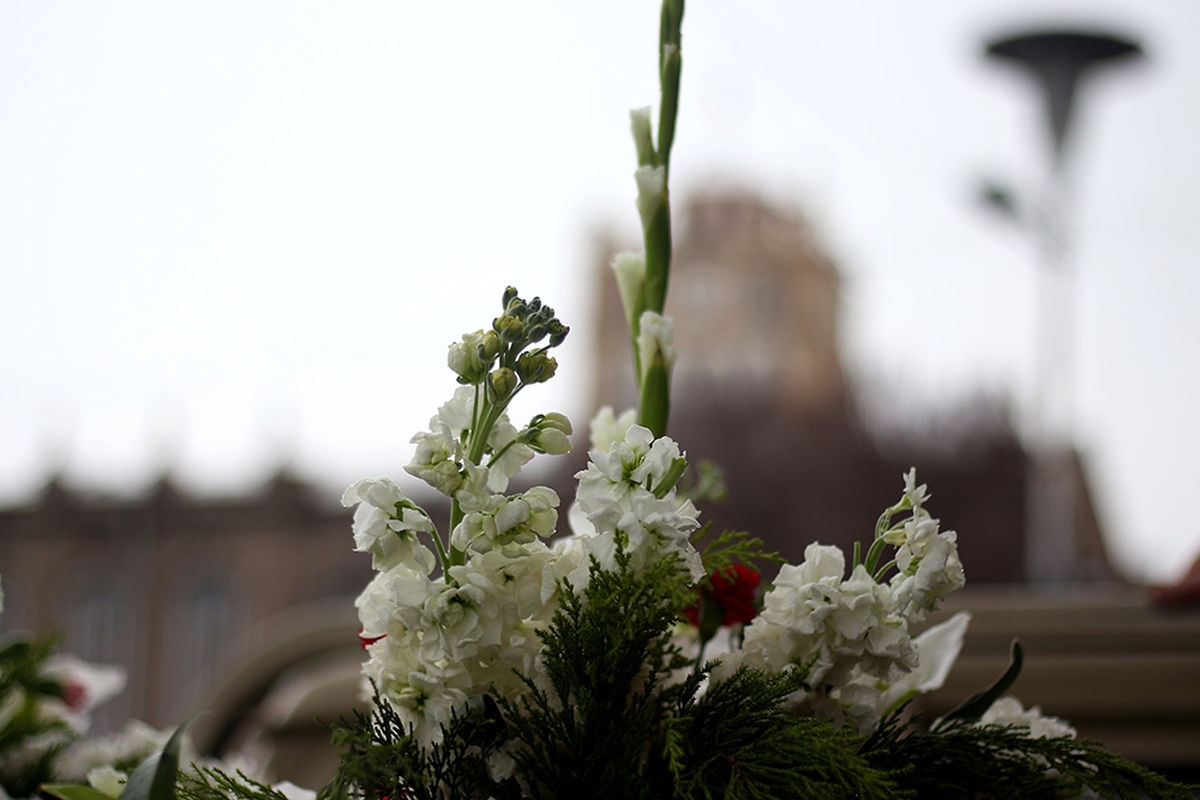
42,656 -> 127,734
589,406 -> 638,453
902,468 -> 930,511
574,425 -> 701,581
451,487 -> 559,557
891,530 -> 965,624
736,544 -> 916,691
435,385 -> 476,434
56,719 -> 167,781
447,330 -> 500,384
485,419 -> 534,492
406,426 -> 462,496
355,564 -> 434,639
978,696 -> 1077,739
454,458 -> 493,513
891,611 -> 970,705
342,478 -> 436,573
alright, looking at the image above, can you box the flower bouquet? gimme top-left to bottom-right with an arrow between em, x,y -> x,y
6,2 -> 1196,800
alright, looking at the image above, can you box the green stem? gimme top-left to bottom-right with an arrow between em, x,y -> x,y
863,536 -> 888,577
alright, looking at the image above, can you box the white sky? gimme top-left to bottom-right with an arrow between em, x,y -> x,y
1,1 -> 1198,583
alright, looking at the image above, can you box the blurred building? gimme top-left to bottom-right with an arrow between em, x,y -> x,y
593,192 -> 1114,584
0,471 -> 370,728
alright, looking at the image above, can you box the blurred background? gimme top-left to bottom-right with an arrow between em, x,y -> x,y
2,0 -> 1199,782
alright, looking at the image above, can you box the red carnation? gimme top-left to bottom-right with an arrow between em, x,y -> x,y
686,563 -> 761,628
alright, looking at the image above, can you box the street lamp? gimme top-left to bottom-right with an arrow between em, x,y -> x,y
983,27 -> 1142,583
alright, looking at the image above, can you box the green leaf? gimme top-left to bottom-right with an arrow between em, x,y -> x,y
42,785 -> 121,800
119,714 -> 202,800
940,640 -> 1023,723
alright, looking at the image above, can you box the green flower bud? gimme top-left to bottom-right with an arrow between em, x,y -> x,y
490,367 -> 518,399
531,427 -> 570,455
502,286 -> 518,309
516,352 -> 557,384
538,412 -> 572,435
547,320 -> 569,348
477,330 -> 503,362
494,314 -> 525,342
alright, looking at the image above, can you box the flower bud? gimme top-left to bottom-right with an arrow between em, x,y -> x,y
494,314 -> 525,342
490,367 -> 518,400
611,251 -> 646,331
538,412 -> 572,435
516,352 -> 557,384
531,427 -> 570,455
477,330 -> 503,362
547,320 -> 569,347
635,165 -> 666,232
637,310 -> 678,384
630,106 -> 654,166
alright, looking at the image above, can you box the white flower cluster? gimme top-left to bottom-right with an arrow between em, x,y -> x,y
572,408 -> 703,582
347,398 -> 703,747
713,471 -> 966,733
406,386 -> 534,500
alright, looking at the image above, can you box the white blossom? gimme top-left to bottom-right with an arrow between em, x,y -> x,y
574,424 -> 701,581
342,477 -> 436,573
589,406 -> 638,453
728,544 -> 916,695
978,696 -> 1077,739
485,419 -> 534,492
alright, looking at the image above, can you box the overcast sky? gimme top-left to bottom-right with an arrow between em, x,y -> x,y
2,1 -> 1197,583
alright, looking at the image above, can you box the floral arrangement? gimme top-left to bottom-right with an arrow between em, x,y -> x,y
2,3 -> 1195,800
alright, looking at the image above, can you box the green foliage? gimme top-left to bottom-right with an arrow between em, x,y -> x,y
0,632 -> 73,798
864,714 -> 1199,800
497,553 -> 904,800
696,527 -> 780,583
119,716 -> 200,800
320,688 -> 506,800
42,784 -> 121,800
178,767 -> 294,800
938,640 -> 1023,724
498,552 -> 691,798
665,666 -> 903,800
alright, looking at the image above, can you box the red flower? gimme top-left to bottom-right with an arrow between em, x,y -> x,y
686,563 -> 761,627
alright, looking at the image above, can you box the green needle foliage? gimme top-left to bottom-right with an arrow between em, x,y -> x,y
863,712 -> 1199,800
664,666 -> 903,800
318,692 -> 505,800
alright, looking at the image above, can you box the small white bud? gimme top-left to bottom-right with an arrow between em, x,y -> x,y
636,310 -> 678,384
634,165 -> 666,230
611,251 -> 646,331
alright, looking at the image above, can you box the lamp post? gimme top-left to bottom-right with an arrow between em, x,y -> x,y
983,29 -> 1142,583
